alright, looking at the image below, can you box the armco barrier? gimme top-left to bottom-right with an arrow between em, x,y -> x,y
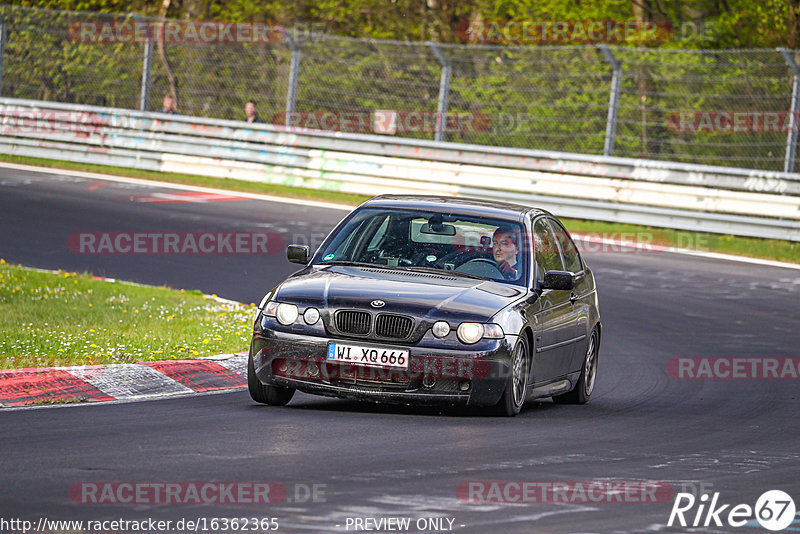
0,97 -> 799,241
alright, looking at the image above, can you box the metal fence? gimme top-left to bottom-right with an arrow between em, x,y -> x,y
0,4 -> 799,173
1,97 -> 798,241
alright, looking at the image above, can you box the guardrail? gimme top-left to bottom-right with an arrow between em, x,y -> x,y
1,97 -> 799,242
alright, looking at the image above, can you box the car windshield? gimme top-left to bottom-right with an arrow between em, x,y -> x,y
315,208 -> 527,286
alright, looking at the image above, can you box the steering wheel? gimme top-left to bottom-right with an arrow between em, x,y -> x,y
437,250 -> 491,268
456,257 -> 504,278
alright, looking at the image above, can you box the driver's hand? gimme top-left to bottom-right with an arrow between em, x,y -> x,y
496,260 -> 517,279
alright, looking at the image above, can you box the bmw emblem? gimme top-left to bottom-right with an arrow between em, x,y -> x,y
371,300 -> 385,308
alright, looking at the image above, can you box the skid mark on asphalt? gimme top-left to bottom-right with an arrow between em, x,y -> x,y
647,451 -> 797,475
132,191 -> 251,203
331,454 -> 590,483
0,178 -> 33,186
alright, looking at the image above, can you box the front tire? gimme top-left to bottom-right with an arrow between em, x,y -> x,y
491,336 -> 529,417
248,353 -> 295,406
553,328 -> 598,405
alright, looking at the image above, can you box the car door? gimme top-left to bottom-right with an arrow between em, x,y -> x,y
530,217 -> 576,384
547,218 -> 590,373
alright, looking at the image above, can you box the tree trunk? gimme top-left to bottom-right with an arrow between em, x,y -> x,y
790,0 -> 800,49
157,0 -> 179,109
633,0 -> 654,156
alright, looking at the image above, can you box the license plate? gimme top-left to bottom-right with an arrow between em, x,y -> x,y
327,342 -> 409,370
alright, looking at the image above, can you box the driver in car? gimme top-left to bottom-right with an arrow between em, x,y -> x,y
492,227 -> 520,280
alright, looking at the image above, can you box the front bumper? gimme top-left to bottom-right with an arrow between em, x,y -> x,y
250,327 -> 517,407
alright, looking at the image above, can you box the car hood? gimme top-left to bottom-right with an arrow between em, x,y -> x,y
275,265 -> 524,323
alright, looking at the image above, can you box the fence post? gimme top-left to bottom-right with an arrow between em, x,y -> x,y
428,42 -> 451,143
779,48 -> 799,174
599,45 -> 621,157
138,17 -> 154,111
0,16 -> 7,97
285,32 -> 301,127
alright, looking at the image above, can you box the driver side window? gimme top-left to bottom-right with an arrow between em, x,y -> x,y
533,218 -> 564,280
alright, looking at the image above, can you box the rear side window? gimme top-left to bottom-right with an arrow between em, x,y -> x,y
533,218 -> 564,279
548,219 -> 583,273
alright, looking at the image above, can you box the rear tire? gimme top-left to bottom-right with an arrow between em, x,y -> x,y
553,328 -> 598,405
248,353 -> 295,406
490,336 -> 529,417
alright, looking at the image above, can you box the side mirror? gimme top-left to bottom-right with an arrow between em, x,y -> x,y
287,244 -> 310,264
541,270 -> 574,291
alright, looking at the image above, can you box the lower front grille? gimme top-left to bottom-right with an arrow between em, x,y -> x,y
335,376 -> 411,390
326,361 -> 410,390
335,384 -> 403,395
335,310 -> 371,335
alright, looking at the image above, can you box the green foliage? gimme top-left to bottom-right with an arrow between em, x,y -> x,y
1,3 -> 797,170
6,0 -> 794,47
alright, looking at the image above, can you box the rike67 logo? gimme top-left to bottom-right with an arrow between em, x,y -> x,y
668,490 -> 796,531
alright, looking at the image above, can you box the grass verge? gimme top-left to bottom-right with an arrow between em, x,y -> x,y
0,261 -> 254,369
27,396 -> 89,405
0,153 -> 797,264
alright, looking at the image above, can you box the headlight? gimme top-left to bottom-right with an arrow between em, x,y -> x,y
432,321 -> 450,338
303,307 -> 320,325
275,303 -> 299,325
457,322 -> 484,344
457,322 -> 504,344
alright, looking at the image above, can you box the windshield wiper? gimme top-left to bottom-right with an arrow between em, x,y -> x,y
401,265 -> 485,280
320,260 -> 400,270
322,261 -> 489,281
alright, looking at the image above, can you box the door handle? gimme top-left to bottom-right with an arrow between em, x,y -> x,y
569,293 -> 578,304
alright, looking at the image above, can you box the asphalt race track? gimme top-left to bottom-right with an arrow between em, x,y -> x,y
1,166 -> 799,533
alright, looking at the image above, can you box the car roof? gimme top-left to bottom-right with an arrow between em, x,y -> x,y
361,195 -> 552,221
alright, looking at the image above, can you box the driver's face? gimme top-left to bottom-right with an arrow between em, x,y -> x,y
492,231 -> 518,265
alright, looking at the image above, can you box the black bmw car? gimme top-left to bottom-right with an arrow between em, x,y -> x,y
249,195 -> 601,416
